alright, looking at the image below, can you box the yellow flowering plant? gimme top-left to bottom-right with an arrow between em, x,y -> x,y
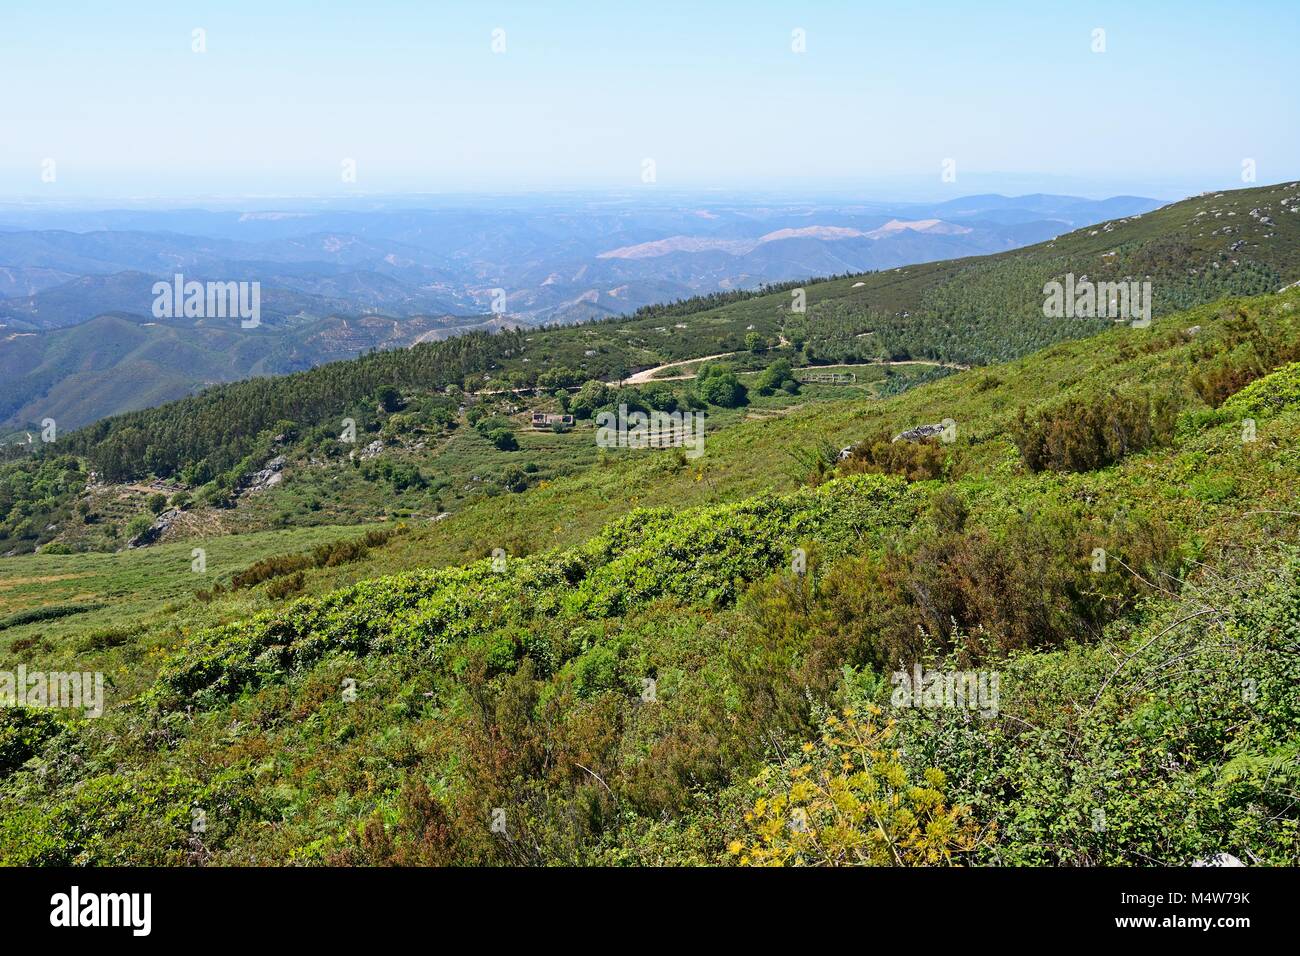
731,707 -> 988,866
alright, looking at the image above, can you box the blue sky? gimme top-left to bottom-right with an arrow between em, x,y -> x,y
1,0 -> 1296,200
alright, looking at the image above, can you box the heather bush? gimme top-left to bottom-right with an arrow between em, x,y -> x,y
1012,390 -> 1176,472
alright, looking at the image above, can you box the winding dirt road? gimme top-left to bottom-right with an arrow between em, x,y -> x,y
474,349 -> 968,396
623,351 -> 746,384
624,355 -> 969,385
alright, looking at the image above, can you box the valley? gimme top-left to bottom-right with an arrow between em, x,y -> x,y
0,192 -> 1162,430
2,182 -> 1299,866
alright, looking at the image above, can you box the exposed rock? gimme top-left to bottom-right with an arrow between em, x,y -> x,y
351,440 -> 385,462
127,507 -> 182,548
241,455 -> 288,495
893,423 -> 947,443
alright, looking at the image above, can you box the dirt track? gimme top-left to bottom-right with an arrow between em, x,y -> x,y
625,355 -> 969,384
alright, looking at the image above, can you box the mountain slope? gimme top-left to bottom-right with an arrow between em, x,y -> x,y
0,192 -> 1163,426
22,181 -> 1297,477
0,310 -> 516,431
2,285 -> 1298,865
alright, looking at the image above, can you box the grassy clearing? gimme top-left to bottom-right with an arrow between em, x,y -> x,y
0,524 -> 378,700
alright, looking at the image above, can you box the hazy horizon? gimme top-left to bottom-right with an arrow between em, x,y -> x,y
3,0 -> 1296,201
0,175 -> 1279,211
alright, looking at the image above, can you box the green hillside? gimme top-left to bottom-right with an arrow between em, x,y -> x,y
2,283 -> 1298,865
0,310 -> 519,434
15,181 -> 1297,494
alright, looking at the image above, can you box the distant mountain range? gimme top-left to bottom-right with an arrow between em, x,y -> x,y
0,192 -> 1162,429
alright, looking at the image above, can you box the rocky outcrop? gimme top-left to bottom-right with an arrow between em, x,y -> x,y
352,440 -> 385,462
893,423 -> 947,443
127,507 -> 182,548
240,456 -> 287,495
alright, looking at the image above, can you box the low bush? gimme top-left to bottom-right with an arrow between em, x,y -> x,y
732,706 -> 984,866
839,431 -> 949,481
1012,390 -> 1175,472
0,602 -> 102,632
228,527 -> 403,591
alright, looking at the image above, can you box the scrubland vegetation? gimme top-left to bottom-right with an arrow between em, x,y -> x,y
2,274 -> 1298,865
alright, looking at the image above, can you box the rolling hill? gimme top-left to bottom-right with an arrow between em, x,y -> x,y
15,181 -> 1294,474
0,310 -> 518,432
0,192 -> 1164,429
2,278 -> 1297,865
2,183 -> 1299,868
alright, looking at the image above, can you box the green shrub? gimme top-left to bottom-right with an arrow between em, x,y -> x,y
0,602 -> 102,632
1013,390 -> 1176,472
124,514 -> 154,539
0,710 -> 61,777
76,623 -> 139,652
1189,308 -> 1300,407
754,358 -> 798,397
229,527 -> 402,590
840,431 -> 949,482
375,385 -> 404,412
266,571 -> 306,600
1220,361 -> 1300,418
1189,474 -> 1239,503
694,365 -> 747,407
486,428 -> 517,451
812,507 -> 1180,666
